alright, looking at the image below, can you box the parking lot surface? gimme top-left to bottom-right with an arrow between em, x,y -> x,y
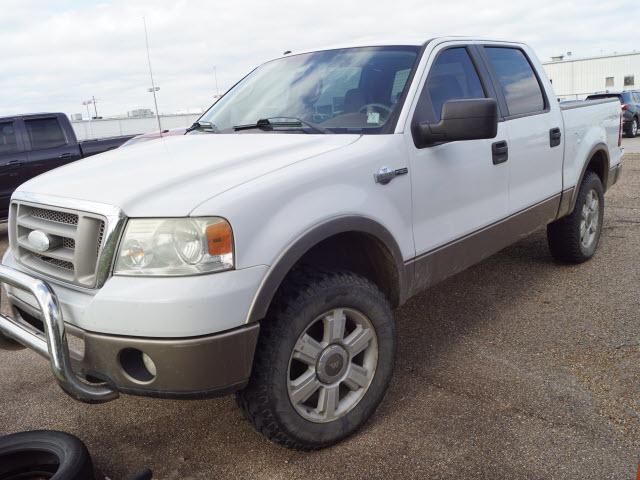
0,149 -> 638,479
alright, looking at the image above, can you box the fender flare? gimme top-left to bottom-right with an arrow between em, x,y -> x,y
245,216 -> 410,324
568,143 -> 610,213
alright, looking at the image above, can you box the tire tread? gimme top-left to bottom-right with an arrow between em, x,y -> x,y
547,171 -> 603,263
236,269 -> 392,450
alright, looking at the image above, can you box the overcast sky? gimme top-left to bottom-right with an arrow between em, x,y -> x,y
1,0 -> 637,118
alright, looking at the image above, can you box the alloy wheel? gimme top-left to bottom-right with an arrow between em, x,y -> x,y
287,308 -> 378,423
580,188 -> 600,250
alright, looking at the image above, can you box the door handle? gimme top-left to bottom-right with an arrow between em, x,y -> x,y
491,140 -> 508,165
549,127 -> 561,147
58,153 -> 72,159
7,160 -> 23,166
374,166 -> 409,185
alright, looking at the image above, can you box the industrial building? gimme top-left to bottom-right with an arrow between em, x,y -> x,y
543,51 -> 640,100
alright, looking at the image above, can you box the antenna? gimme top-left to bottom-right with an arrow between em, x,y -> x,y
143,17 -> 162,134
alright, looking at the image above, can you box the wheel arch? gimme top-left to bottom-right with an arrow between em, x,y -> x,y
245,216 -> 410,324
569,143 -> 610,212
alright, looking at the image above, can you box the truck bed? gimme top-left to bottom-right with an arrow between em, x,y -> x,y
79,135 -> 135,157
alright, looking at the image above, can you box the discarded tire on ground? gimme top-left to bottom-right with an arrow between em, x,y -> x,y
0,430 -> 94,480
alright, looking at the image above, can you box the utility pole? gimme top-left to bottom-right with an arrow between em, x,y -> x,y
143,16 -> 162,133
92,95 -> 98,118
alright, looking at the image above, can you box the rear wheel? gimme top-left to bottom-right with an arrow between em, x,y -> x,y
625,117 -> 638,137
236,270 -> 395,450
547,171 -> 604,263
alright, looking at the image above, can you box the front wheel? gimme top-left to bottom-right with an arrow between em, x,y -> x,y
547,171 -> 604,263
236,271 -> 395,450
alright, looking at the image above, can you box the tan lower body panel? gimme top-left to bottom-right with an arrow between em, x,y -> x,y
78,323 -> 260,398
407,194 -> 561,295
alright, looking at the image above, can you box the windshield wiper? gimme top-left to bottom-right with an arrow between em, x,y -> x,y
233,117 -> 330,134
186,121 -> 220,133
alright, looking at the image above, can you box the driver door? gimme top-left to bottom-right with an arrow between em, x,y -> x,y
405,44 -> 509,257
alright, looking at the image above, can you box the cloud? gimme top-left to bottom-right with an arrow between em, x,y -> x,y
0,0 -> 636,117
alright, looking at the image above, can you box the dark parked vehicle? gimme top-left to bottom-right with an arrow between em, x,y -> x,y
585,91 -> 640,137
0,113 -> 134,218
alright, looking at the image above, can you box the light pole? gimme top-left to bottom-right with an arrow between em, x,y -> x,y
143,17 -> 162,133
81,99 -> 95,138
82,97 -> 99,119
81,101 -> 91,120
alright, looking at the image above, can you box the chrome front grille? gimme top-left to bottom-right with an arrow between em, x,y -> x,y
9,202 -> 108,288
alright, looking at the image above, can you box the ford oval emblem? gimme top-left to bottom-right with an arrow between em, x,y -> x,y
27,230 -> 51,253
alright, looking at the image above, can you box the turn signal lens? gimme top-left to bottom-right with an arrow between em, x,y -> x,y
206,221 -> 233,256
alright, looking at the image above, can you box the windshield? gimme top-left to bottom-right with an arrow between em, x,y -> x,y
198,46 -> 421,134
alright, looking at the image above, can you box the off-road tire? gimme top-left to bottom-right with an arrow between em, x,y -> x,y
0,430 -> 94,480
547,171 -> 604,263
236,270 -> 395,450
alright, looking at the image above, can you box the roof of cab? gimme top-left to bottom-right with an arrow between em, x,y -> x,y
276,36 -> 523,58
0,112 -> 65,122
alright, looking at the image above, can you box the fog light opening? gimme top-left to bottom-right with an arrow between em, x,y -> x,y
119,348 -> 157,383
142,352 -> 157,377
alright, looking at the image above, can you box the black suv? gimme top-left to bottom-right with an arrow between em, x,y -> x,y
586,91 -> 640,137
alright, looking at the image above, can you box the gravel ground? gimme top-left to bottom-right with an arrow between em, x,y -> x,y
0,152 -> 638,479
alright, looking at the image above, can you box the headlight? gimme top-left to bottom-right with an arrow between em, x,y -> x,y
114,217 -> 234,276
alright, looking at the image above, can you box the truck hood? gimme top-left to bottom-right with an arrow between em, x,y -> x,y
17,133 -> 360,217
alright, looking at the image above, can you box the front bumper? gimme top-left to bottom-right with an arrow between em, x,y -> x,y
0,264 -> 260,403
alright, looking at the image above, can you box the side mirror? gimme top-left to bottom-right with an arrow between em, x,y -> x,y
413,98 -> 498,148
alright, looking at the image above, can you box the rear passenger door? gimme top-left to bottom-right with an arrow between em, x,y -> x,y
480,45 -> 564,214
406,44 -> 509,255
0,119 -> 28,218
23,116 -> 82,179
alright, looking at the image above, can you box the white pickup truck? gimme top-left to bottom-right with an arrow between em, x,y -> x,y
0,37 -> 623,450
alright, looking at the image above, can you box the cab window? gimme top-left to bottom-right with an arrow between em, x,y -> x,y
414,47 -> 486,123
484,47 -> 545,116
24,117 -> 67,150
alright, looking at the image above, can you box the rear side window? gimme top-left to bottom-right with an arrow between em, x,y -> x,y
484,47 -> 545,116
0,122 -> 18,154
415,47 -> 486,123
24,117 -> 67,150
